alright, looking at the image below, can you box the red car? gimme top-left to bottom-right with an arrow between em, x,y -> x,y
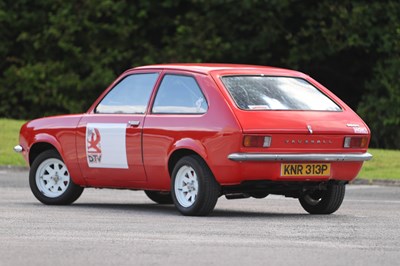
15,64 -> 372,216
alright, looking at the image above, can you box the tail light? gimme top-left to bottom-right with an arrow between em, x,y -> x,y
344,136 -> 368,148
243,135 -> 272,148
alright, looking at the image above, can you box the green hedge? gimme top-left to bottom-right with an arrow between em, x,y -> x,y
1,0 -> 399,148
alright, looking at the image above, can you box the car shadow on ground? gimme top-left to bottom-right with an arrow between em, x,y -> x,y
24,201 -> 345,219
74,202 -> 178,215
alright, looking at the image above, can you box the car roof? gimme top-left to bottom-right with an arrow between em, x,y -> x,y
133,63 -> 305,77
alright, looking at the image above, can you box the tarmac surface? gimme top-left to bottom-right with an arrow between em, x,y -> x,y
1,168 -> 400,266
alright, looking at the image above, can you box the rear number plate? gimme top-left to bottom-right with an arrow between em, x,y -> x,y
281,163 -> 331,177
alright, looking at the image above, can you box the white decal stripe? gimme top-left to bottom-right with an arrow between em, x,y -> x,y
86,123 -> 128,169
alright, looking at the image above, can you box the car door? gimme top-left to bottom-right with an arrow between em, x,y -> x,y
76,72 -> 160,186
142,72 -> 211,189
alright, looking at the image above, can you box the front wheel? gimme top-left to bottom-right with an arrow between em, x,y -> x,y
299,182 -> 345,214
29,150 -> 84,205
171,155 -> 220,216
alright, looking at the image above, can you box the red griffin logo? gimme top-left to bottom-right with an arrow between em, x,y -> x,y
87,128 -> 102,163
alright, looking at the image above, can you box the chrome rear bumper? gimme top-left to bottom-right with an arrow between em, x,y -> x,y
228,152 -> 372,162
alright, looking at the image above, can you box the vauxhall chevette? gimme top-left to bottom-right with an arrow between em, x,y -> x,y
15,64 -> 372,216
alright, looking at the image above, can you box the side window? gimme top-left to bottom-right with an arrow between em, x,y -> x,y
152,74 -> 208,114
96,73 -> 159,114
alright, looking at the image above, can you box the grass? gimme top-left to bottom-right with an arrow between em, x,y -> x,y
0,118 -> 399,180
0,119 -> 27,166
357,149 -> 400,179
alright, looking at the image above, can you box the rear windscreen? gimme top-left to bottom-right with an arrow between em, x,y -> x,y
221,76 -> 341,111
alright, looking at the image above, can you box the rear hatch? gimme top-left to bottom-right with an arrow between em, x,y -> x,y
218,75 -> 369,153
234,110 -> 367,152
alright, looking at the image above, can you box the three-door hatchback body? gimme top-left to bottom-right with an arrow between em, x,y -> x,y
15,64 -> 372,216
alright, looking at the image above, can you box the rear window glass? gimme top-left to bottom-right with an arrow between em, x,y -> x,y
221,76 -> 341,111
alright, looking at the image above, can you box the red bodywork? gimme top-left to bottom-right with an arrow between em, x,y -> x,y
18,64 -> 371,191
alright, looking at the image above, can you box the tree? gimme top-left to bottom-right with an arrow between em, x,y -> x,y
0,0 -> 399,148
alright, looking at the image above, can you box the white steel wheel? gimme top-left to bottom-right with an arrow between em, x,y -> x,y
36,158 -> 70,198
171,155 -> 220,216
29,150 -> 83,205
174,165 -> 199,208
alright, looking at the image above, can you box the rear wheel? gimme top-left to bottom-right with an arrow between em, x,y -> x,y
299,182 -> 345,214
171,155 -> 220,216
29,150 -> 84,205
144,190 -> 173,204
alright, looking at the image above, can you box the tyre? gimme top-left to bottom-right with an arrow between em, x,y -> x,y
29,150 -> 84,205
171,155 -> 220,216
249,191 -> 269,199
299,182 -> 345,214
144,190 -> 173,204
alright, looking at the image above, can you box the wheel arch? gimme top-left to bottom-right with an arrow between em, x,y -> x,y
167,137 -> 211,176
28,133 -> 63,166
168,149 -> 201,177
29,142 -> 60,166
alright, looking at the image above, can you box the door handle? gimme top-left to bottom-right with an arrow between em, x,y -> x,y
128,120 -> 140,127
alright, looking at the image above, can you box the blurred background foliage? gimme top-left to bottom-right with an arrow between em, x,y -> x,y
0,0 -> 399,148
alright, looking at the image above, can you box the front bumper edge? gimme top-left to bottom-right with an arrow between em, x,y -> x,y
13,145 -> 24,153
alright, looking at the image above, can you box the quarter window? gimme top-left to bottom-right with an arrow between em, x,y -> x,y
152,75 -> 208,114
96,73 -> 159,114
